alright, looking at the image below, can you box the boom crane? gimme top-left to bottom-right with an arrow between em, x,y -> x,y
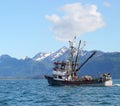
76,51 -> 97,72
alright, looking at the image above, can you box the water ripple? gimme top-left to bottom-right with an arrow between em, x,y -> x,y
0,79 -> 119,106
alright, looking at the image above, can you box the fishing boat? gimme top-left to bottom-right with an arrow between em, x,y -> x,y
45,37 -> 112,86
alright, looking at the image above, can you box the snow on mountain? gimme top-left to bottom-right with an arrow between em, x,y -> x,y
33,52 -> 53,61
21,56 -> 30,60
51,46 -> 68,61
33,46 -> 69,62
0,48 -> 120,79
33,46 -> 104,62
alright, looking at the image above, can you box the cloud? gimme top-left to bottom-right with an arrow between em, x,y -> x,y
45,3 -> 105,41
103,1 -> 111,7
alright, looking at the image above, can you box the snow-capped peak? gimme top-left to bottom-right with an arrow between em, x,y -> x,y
33,52 -> 53,61
33,46 -> 68,62
21,56 -> 30,60
59,46 -> 68,53
51,46 -> 68,61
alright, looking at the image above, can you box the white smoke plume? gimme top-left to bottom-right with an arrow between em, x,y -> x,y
45,3 -> 105,41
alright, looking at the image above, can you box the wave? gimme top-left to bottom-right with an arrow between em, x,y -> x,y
113,84 -> 120,86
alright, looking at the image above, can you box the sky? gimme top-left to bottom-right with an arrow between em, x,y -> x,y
0,0 -> 120,59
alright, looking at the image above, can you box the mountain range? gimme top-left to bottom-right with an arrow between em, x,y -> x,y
0,47 -> 120,79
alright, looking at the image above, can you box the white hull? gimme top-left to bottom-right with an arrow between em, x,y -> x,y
104,80 -> 113,86
77,80 -> 113,87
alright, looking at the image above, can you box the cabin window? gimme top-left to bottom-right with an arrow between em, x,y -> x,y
58,76 -> 62,79
55,64 -> 58,68
53,75 -> 57,78
61,65 -> 65,69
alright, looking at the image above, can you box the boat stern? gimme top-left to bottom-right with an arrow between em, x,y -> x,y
104,80 -> 113,86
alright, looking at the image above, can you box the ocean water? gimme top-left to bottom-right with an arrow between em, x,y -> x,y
0,79 -> 120,106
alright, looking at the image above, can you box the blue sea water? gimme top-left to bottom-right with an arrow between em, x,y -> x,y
0,79 -> 120,106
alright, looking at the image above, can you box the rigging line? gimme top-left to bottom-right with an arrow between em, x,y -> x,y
76,51 -> 97,72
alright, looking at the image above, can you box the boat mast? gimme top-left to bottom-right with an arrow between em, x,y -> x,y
73,40 -> 81,72
68,36 -> 76,73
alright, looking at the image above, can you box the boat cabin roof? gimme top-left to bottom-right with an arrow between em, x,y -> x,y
54,62 -> 66,65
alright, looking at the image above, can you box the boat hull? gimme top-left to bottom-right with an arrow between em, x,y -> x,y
45,75 -> 112,86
